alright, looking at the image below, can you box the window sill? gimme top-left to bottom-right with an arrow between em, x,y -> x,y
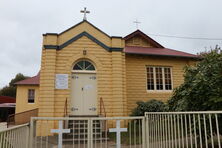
146,90 -> 173,93
28,102 -> 35,104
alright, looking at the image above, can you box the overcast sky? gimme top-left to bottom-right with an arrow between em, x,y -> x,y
0,0 -> 222,88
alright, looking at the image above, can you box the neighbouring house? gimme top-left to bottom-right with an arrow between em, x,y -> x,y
15,20 -> 199,120
0,96 -> 16,122
15,74 -> 39,113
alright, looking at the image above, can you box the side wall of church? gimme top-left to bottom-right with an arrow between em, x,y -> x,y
125,55 -> 196,115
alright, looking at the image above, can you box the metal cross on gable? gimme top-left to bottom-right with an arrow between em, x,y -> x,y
109,120 -> 128,148
80,7 -> 90,20
133,19 -> 141,29
51,121 -> 70,148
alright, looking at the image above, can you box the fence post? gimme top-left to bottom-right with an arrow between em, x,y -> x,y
29,117 -> 35,148
25,125 -> 30,148
142,117 -> 146,148
87,118 -> 92,148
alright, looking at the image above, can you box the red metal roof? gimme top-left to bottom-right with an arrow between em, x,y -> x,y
15,73 -> 40,85
0,96 -> 16,104
124,46 -> 199,59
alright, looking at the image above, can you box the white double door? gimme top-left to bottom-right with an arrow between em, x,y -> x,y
70,73 -> 97,116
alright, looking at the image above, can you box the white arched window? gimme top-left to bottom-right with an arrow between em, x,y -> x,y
73,60 -> 95,71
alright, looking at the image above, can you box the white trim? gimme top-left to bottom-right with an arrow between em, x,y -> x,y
0,123 -> 29,132
146,90 -> 173,93
170,67 -> 174,90
162,68 -> 165,90
153,67 -> 157,90
72,70 -> 96,73
31,116 -> 145,121
145,111 -> 222,115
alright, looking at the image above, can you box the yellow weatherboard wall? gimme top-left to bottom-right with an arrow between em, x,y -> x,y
39,21 -> 127,120
125,54 -> 193,114
15,85 -> 39,113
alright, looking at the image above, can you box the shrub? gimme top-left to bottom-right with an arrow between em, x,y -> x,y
131,99 -> 167,116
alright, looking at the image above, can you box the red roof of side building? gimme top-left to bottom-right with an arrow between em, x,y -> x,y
0,96 -> 16,104
124,46 -> 200,59
124,30 -> 199,59
15,73 -> 40,85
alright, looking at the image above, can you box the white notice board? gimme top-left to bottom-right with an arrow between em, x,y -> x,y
55,74 -> 68,89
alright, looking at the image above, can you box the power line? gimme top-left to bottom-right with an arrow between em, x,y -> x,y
147,33 -> 222,41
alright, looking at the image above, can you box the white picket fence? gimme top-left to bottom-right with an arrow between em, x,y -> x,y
0,111 -> 221,148
0,123 -> 29,148
145,111 -> 222,148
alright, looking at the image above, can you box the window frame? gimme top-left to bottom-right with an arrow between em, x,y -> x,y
28,89 -> 35,103
72,59 -> 96,73
146,66 -> 173,92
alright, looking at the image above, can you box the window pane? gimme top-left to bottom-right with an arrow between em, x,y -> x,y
164,68 -> 172,90
85,61 -> 91,69
86,64 -> 95,70
76,61 -> 84,70
28,89 -> 35,103
147,67 -> 154,90
156,67 -> 163,90
73,64 -> 82,70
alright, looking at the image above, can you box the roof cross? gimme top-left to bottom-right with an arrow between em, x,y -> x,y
133,19 -> 141,29
80,7 -> 90,20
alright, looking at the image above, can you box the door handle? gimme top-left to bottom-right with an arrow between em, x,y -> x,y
89,107 -> 96,111
71,107 -> 78,111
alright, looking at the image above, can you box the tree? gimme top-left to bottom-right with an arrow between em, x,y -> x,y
168,46 -> 222,111
0,73 -> 28,98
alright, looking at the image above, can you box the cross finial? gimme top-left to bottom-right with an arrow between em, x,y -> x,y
133,19 -> 141,29
80,7 -> 90,20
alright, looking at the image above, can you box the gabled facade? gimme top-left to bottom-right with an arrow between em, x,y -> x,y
15,20 -> 199,118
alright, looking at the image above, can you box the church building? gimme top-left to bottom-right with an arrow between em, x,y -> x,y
15,18 -> 199,118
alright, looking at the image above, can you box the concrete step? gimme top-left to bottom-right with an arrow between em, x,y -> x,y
63,137 -> 109,143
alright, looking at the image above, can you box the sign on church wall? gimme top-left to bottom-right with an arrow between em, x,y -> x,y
55,74 -> 69,89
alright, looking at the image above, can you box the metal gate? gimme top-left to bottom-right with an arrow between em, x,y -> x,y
29,116 -> 146,148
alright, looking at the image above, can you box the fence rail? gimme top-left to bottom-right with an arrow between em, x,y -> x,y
145,111 -> 222,148
7,108 -> 38,127
0,123 -> 30,148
